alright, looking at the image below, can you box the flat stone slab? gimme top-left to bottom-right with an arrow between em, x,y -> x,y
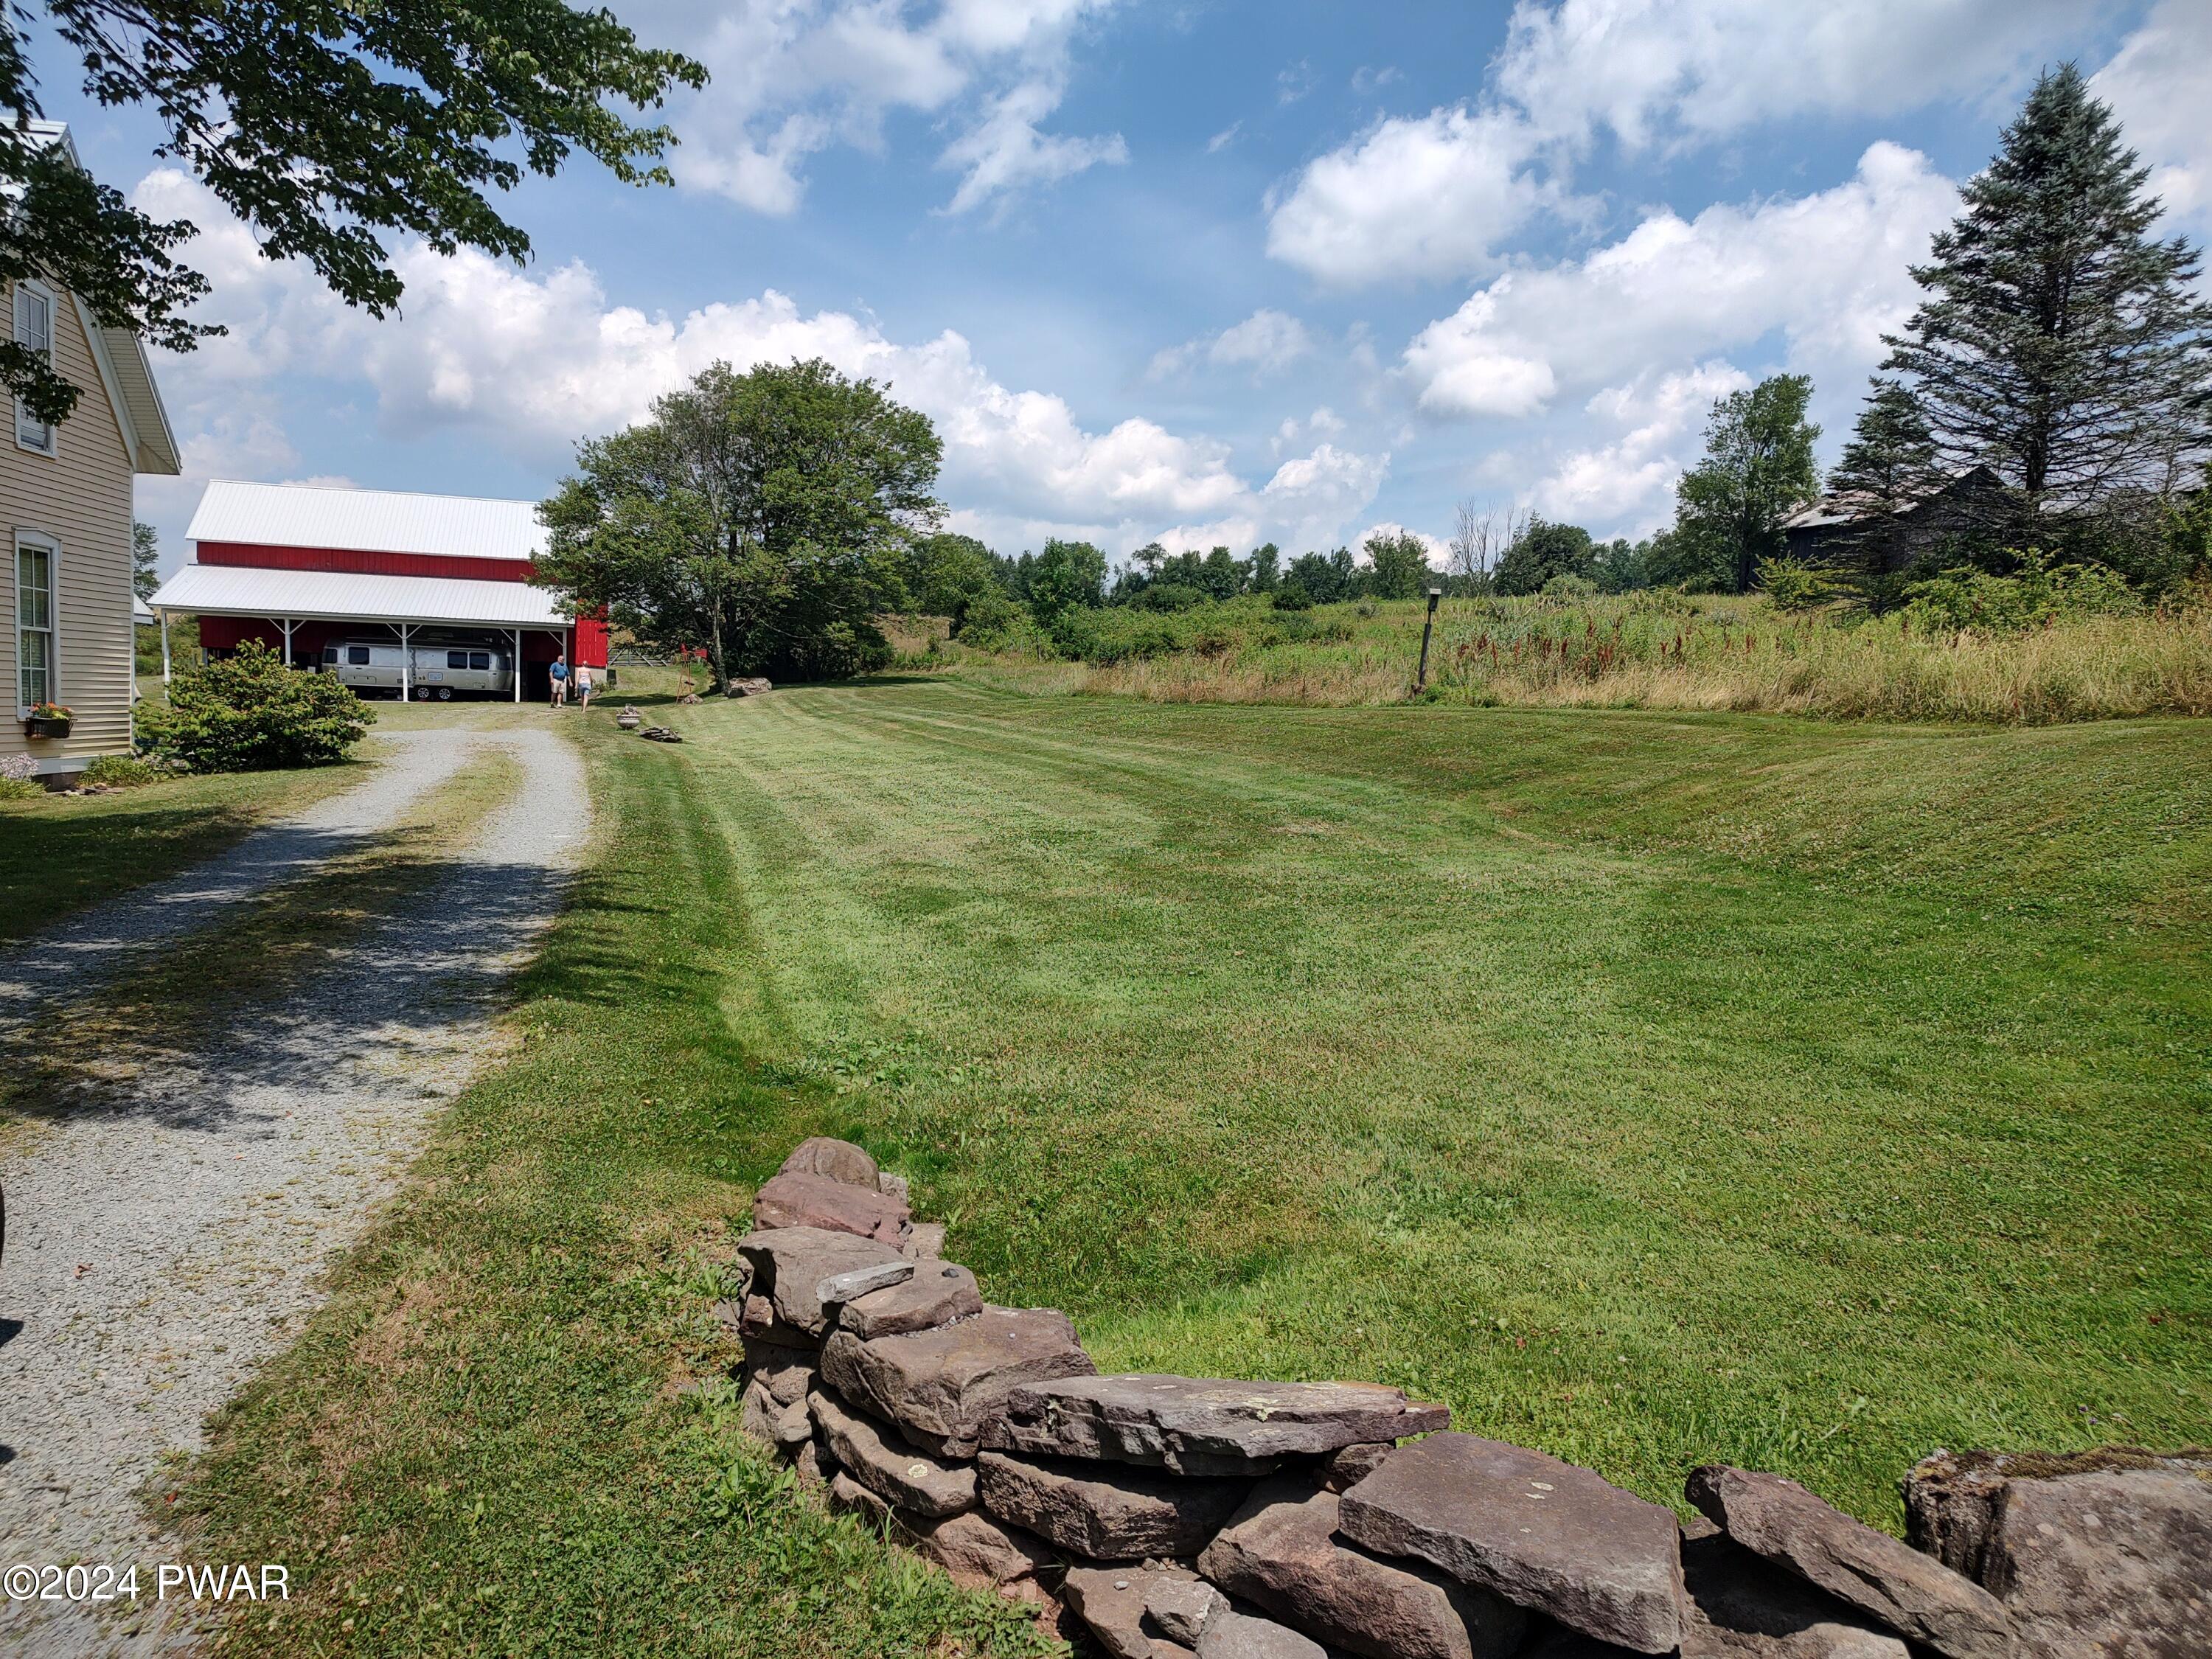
1338,1433 -> 1684,1655
838,1262 -> 983,1340
1065,1565 -> 1205,1659
1679,1527 -> 1910,1658
1903,1447 -> 2212,1659
818,1260 -> 914,1307
738,1226 -> 905,1339
740,1335 -> 818,1408
1688,1466 -> 2009,1659
753,1169 -> 911,1245
821,1304 -> 1096,1458
809,1387 -> 976,1519
1199,1474 -> 1526,1659
779,1135 -> 880,1189
977,1450 -> 1252,1559
1195,1608 -> 1326,1659
905,1509 -> 1057,1592
988,1373 -> 1450,1475
903,1221 -> 947,1260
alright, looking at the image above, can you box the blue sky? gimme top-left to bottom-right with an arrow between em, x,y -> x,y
32,0 -> 2210,575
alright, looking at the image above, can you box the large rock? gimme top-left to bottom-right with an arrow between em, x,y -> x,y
740,1376 -> 813,1451
905,1509 -> 1057,1592
987,1374 -> 1450,1475
820,1305 -> 1096,1458
808,1387 -> 976,1519
1679,1528 -> 1912,1657
1146,1576 -> 1225,1645
740,1335 -> 818,1408
838,1262 -> 983,1340
976,1450 -> 1251,1559
1687,1466 -> 2008,1659
830,1470 -> 898,1528
817,1260 -> 914,1307
1199,1475 -> 1526,1659
1195,1609 -> 1326,1659
1337,1433 -> 1684,1655
1064,1565 -> 1204,1659
1902,1447 -> 2212,1659
753,1169 -> 911,1245
779,1135 -> 881,1189
738,1226 -> 905,1339
904,1222 -> 947,1261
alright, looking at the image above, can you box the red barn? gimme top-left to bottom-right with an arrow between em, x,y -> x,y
149,480 -> 606,700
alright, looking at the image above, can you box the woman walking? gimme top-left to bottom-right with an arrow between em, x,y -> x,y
574,662 -> 594,709
549,652 -> 568,709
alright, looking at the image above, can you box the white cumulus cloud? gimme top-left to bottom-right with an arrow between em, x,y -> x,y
1402,142 -> 1958,419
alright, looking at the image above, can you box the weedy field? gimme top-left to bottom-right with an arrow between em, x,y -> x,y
161,678 -> 2211,1656
913,589 -> 2212,723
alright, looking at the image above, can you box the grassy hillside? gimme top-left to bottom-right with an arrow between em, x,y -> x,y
918,589 -> 2212,723
173,682 -> 2211,1654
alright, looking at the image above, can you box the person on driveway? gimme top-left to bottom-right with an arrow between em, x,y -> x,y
574,663 -> 594,709
550,653 -> 568,708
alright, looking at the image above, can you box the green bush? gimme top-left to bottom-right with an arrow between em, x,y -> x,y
80,754 -> 161,788
1270,582 -> 1314,611
951,584 -> 1023,647
1540,573 -> 1599,599
1906,548 -> 2142,633
0,776 -> 44,801
141,641 -> 374,772
1137,582 -> 1208,613
1756,557 -> 1829,612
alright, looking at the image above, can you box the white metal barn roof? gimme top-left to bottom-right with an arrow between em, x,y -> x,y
185,479 -> 547,561
148,563 -> 571,629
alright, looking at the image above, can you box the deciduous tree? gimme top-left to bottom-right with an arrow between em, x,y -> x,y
1673,375 -> 1821,593
1,1 -> 703,425
536,359 -> 940,686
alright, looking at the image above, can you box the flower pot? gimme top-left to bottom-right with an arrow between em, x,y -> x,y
615,705 -> 643,730
24,717 -> 69,739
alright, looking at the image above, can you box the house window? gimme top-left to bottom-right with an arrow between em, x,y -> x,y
13,283 -> 57,455
17,536 -> 55,711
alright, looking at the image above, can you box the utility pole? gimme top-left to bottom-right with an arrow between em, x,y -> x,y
1416,588 -> 1442,689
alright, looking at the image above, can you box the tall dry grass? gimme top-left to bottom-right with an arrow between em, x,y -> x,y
928,592 -> 2212,724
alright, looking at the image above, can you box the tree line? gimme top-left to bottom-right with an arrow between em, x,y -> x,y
1469,65 -> 2210,607
535,61 -> 2210,687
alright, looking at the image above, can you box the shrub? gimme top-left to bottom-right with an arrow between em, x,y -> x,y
141,641 -> 374,772
952,584 -> 1023,646
1270,582 -> 1313,611
1756,557 -> 1828,612
1137,582 -> 1208,613
80,754 -> 161,788
1540,573 -> 1599,599
1906,548 -> 2142,633
0,754 -> 42,801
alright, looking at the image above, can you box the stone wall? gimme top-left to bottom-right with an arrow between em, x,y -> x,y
720,1138 -> 2211,1658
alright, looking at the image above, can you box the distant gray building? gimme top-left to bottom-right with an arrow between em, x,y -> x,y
1781,466 -> 2006,571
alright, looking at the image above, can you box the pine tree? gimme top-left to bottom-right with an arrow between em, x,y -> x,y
1882,64 -> 2212,534
1826,380 -> 1944,580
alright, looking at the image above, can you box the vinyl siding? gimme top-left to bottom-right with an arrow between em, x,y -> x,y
0,281 -> 137,774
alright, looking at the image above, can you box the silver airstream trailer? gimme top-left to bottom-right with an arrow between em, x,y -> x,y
321,638 -> 515,699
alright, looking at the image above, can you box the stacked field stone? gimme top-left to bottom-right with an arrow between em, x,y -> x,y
727,1140 -> 2211,1658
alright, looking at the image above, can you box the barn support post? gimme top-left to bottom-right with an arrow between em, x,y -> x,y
400,623 -> 412,701
159,610 -> 172,684
512,628 -> 522,702
278,616 -> 295,667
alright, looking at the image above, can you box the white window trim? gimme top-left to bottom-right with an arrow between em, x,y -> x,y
16,529 -> 60,719
13,279 -> 60,458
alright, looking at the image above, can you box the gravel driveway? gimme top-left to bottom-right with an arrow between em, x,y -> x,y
0,724 -> 587,1656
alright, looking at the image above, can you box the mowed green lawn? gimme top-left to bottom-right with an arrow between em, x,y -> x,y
173,680 -> 2209,1655
685,683 -> 2208,1523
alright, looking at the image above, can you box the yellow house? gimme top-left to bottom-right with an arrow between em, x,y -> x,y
1,124 -> 182,784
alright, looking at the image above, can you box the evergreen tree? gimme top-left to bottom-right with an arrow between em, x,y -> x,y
1826,380 -> 1946,580
131,521 -> 160,602
1672,374 -> 1820,593
1882,64 -> 2212,529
